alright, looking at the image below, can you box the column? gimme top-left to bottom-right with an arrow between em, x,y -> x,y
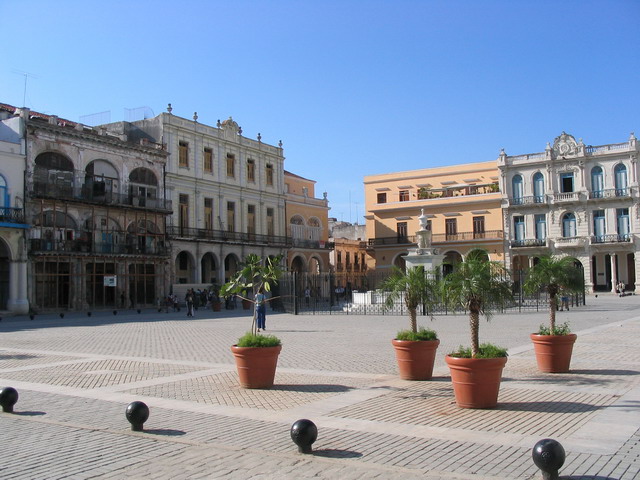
610,254 -> 618,294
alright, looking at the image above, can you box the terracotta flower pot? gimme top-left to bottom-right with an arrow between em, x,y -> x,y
445,355 -> 507,409
242,299 -> 252,310
530,333 -> 577,373
212,301 -> 221,312
391,339 -> 440,380
230,344 -> 282,389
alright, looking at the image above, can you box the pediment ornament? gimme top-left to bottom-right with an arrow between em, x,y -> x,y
553,132 -> 578,157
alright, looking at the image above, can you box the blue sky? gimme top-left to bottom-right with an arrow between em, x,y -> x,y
2,0 -> 639,224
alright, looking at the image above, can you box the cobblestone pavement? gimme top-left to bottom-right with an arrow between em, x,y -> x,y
0,293 -> 639,479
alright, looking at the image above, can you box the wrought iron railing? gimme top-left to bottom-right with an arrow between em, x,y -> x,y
368,230 -> 503,246
0,207 -> 25,224
166,226 -> 291,247
590,234 -> 631,244
511,238 -> 546,248
589,188 -> 630,199
509,195 -> 547,206
29,238 -> 170,255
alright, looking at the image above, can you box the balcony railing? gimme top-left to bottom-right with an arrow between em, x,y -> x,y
368,230 -> 503,246
29,238 -> 169,255
591,234 -> 631,244
0,207 -> 26,224
589,188 -> 630,199
291,238 -> 335,249
509,195 -> 547,206
30,182 -> 172,212
552,192 -> 580,202
511,238 -> 546,248
167,226 -> 292,247
554,236 -> 584,246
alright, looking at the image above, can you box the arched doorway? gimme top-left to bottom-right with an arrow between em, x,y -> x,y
129,167 -> 158,207
0,240 -> 9,309
393,253 -> 407,270
224,254 -> 240,283
443,251 -> 462,276
201,252 -> 218,285
176,251 -> 195,283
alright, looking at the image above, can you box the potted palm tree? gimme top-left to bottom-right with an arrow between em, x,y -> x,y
220,254 -> 283,389
380,265 -> 440,380
524,255 -> 583,373
441,252 -> 513,408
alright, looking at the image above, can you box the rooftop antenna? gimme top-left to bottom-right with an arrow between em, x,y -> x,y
12,69 -> 40,107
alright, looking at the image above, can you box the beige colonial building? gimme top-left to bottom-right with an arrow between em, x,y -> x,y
0,107 -> 30,314
3,104 -> 172,312
111,106 -> 289,291
499,132 -> 639,293
285,170 -> 330,274
364,160 -> 503,271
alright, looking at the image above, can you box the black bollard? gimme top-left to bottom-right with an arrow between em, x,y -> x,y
0,387 -> 19,413
87,312 -> 92,317
137,309 -> 141,314
59,313 -> 64,319
126,401 -> 149,432
30,314 -> 35,320
113,310 -> 117,315
532,438 -> 566,480
290,419 -> 318,454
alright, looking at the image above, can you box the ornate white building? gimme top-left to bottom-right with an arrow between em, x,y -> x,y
499,132 -> 639,293
111,106 -> 289,290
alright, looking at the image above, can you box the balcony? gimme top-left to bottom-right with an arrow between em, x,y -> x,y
30,182 -> 173,212
29,238 -> 169,256
511,238 -> 547,248
291,238 -> 335,250
591,234 -> 632,244
417,183 -> 499,200
508,195 -> 547,207
554,236 -> 586,248
0,207 -> 26,224
589,188 -> 631,200
368,230 -> 503,246
167,226 -> 292,248
551,192 -> 581,203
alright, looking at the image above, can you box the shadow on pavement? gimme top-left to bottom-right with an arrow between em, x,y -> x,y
13,411 -> 46,416
496,401 -> 604,413
313,449 -> 362,459
561,476 -> 619,479
145,428 -> 187,436
570,369 -> 640,376
271,384 -> 352,393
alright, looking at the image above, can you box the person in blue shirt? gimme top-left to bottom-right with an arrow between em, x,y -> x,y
255,288 -> 267,331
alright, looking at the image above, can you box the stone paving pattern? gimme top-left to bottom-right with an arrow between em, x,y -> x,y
0,294 -> 639,479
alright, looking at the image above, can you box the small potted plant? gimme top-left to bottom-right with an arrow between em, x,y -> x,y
380,266 -> 440,380
524,255 -> 582,373
220,254 -> 283,389
441,251 -> 513,409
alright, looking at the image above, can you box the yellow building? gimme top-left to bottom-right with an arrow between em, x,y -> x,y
364,160 -> 503,271
284,171 -> 331,273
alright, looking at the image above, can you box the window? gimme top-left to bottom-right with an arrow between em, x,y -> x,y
614,164 -> 628,196
226,153 -> 235,178
425,219 -> 432,231
535,214 -> 546,241
179,141 -> 189,168
247,159 -> 255,182
445,218 -> 457,240
399,190 -> 409,202
0,175 -> 6,208
533,172 -> 545,203
396,221 -> 408,240
514,216 -> 525,241
203,148 -> 213,173
337,251 -> 342,264
266,164 -> 274,186
473,216 -> 485,239
247,204 -> 256,235
346,252 -> 351,266
266,208 -> 274,236
560,172 -> 574,193
204,198 -> 213,230
591,166 -> 603,197
512,174 -> 523,203
562,212 -> 576,237
226,202 -> 235,232
593,210 -> 605,241
617,208 -> 630,238
377,192 -> 387,204
179,194 -> 189,234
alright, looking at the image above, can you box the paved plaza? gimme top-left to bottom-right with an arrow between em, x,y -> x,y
0,293 -> 639,479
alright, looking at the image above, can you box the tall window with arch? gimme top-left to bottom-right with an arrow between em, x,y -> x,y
617,208 -> 630,240
533,172 -> 545,203
614,163 -> 628,196
591,166 -> 604,198
562,212 -> 577,237
0,175 -> 7,210
512,174 -> 523,204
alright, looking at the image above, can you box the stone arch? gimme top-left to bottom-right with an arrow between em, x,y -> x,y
224,253 -> 241,282
393,252 -> 407,270
201,252 -> 219,285
466,248 -> 489,262
34,151 -> 75,194
176,250 -> 196,283
308,255 -> 322,274
443,250 -> 463,275
129,167 -> 158,206
290,255 -> 306,274
84,159 -> 119,199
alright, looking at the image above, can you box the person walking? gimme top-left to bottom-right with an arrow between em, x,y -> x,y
255,288 -> 267,332
185,289 -> 194,317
